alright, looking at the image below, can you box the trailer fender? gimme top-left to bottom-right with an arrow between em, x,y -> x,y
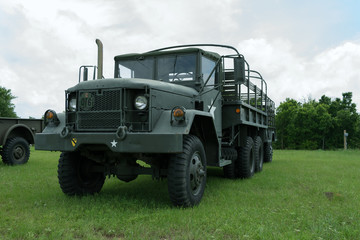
2,124 -> 35,146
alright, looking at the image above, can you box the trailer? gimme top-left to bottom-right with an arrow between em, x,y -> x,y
0,118 -> 44,165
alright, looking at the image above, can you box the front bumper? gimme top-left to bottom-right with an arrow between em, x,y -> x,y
35,132 -> 183,153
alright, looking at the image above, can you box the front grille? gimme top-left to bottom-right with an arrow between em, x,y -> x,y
80,90 -> 121,111
67,88 -> 150,132
78,112 -> 121,130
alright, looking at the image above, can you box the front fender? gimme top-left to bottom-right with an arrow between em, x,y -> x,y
152,109 -> 214,134
38,113 -> 66,135
153,109 -> 219,165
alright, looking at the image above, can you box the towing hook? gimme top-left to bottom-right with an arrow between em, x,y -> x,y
60,127 -> 71,138
116,126 -> 127,140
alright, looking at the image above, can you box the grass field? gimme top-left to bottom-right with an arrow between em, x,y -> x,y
0,149 -> 360,239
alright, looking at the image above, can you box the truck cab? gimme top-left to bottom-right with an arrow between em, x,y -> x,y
36,41 -> 275,207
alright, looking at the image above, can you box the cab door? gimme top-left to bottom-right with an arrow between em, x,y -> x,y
200,55 -> 222,138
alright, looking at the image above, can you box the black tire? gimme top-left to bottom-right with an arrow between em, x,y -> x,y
2,137 -> 30,165
58,152 -> 105,196
254,136 -> 264,172
223,148 -> 238,179
117,175 -> 138,182
237,137 -> 255,179
264,142 -> 273,163
168,135 -> 207,207
223,161 -> 236,179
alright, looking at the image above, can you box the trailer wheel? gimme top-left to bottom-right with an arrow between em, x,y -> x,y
264,142 -> 273,163
58,152 -> 105,196
2,137 -> 30,165
254,136 -> 264,172
238,137 -> 255,179
168,135 -> 207,207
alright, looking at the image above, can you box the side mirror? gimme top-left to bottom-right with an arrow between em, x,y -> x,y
78,66 -> 97,82
234,57 -> 246,84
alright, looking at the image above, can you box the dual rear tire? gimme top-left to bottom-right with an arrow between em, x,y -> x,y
223,136 -> 270,179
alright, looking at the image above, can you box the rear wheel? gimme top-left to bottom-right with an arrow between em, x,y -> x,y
58,152 -> 105,196
168,135 -> 207,207
254,136 -> 264,172
2,137 -> 30,165
222,148 -> 238,179
237,137 -> 255,179
264,142 -> 273,163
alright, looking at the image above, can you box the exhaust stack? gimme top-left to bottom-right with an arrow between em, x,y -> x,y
96,39 -> 103,79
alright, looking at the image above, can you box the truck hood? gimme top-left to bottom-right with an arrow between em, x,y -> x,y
67,78 -> 199,97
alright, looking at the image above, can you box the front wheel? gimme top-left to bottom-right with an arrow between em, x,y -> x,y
168,135 -> 207,207
2,137 -> 30,165
58,152 -> 105,196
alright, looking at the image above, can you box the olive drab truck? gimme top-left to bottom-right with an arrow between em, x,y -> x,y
35,40 -> 275,207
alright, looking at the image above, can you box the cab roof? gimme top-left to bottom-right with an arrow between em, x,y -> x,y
114,47 -> 221,62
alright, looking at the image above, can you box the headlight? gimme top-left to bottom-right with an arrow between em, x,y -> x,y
134,95 -> 148,110
68,97 -> 77,112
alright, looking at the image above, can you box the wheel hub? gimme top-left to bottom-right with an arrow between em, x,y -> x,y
189,151 -> 205,194
13,146 -> 24,160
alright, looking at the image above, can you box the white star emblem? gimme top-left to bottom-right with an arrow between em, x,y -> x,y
110,139 -> 118,147
208,99 -> 216,119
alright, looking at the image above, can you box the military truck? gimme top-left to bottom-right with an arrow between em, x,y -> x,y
0,117 -> 44,165
35,40 -> 275,207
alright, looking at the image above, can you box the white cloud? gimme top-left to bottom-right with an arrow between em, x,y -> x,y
0,0 -> 359,118
238,38 -> 360,108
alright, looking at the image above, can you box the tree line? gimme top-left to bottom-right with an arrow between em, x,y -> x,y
275,92 -> 360,150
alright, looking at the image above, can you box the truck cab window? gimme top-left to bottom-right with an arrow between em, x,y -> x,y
201,56 -> 216,86
157,54 -> 196,82
117,58 -> 154,79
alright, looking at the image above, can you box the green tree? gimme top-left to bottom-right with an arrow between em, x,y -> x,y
0,86 -> 17,117
315,103 -> 333,149
330,93 -> 359,148
294,100 -> 319,149
275,98 -> 300,149
275,92 -> 359,149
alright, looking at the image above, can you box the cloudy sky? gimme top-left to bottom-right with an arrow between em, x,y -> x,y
1,0 -> 359,118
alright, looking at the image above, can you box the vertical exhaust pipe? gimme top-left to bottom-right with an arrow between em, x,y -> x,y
96,39 -> 103,79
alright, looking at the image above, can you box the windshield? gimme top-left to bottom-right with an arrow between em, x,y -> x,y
117,57 -> 155,79
157,54 -> 196,82
116,54 -> 197,82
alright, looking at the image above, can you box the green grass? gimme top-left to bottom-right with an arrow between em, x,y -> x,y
1,149 -> 360,239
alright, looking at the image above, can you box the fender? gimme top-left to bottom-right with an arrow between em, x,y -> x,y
2,124 -> 35,146
41,113 -> 66,135
152,109 -> 219,166
152,109 -> 214,134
